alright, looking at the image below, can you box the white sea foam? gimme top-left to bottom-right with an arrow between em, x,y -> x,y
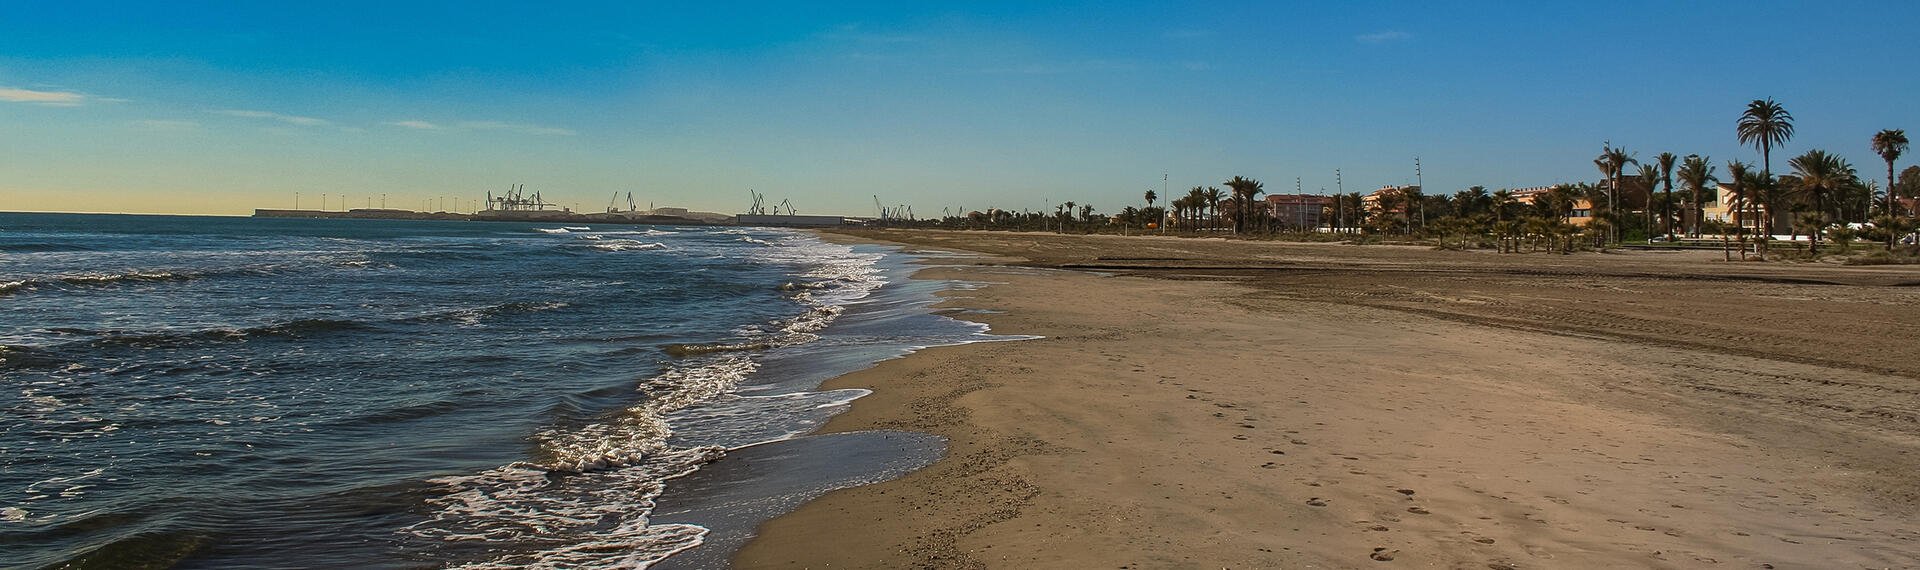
407,230 -> 890,567
532,228 -> 570,234
587,240 -> 668,252
592,229 -> 678,236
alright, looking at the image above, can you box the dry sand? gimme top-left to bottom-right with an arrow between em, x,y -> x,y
733,230 -> 1920,569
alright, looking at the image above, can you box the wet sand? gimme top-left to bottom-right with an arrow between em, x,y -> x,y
734,230 -> 1920,569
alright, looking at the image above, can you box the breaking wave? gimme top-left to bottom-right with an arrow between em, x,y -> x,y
0,269 -> 236,297
403,232 -> 888,568
587,240 -> 668,252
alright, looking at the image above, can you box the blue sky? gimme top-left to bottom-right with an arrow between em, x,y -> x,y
3,1 -> 1915,216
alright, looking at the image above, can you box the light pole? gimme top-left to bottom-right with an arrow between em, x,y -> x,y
1336,169 -> 1344,234
1415,156 -> 1425,232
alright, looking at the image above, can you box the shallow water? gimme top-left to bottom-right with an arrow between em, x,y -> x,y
0,213 -> 1004,568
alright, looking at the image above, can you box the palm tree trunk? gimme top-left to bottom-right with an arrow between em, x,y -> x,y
1891,160 -> 1900,219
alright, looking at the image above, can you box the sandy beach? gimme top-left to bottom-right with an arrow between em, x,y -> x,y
733,230 -> 1920,569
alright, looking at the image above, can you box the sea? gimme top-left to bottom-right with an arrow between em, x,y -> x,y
0,212 -> 1008,569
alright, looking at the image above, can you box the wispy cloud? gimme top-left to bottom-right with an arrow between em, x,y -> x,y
823,23 -> 924,44
131,119 -> 199,131
454,120 -> 576,136
389,120 -> 441,130
1,87 -> 89,106
1356,30 -> 1412,44
217,109 -> 330,126
980,60 -> 1135,75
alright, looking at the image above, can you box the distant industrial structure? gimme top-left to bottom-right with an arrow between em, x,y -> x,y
255,185 -> 854,227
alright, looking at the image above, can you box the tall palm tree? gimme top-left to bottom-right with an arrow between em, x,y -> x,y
1221,177 -> 1263,233
1637,164 -> 1660,239
1723,159 -> 1750,235
1597,143 -> 1637,243
1786,149 -> 1858,253
1401,186 -> 1425,234
1144,189 -> 1157,210
1199,186 -> 1225,231
1655,152 -> 1679,239
1491,189 -> 1515,226
1182,187 -> 1203,227
1737,98 -> 1795,176
1677,155 -> 1717,237
1872,129 -> 1908,217
1752,171 -> 1787,245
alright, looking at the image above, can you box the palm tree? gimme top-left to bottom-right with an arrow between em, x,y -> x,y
1491,189 -> 1515,226
1637,164 -> 1660,239
1596,143 -> 1637,243
1655,152 -> 1679,239
1183,186 -> 1208,229
1786,149 -> 1858,253
1144,190 -> 1157,210
1873,213 -> 1914,251
1678,155 -> 1717,237
1751,171 -> 1788,248
1401,186 -> 1426,234
1737,98 -> 1795,176
1872,129 -> 1908,218
1723,160 -> 1750,236
1221,176 -> 1263,233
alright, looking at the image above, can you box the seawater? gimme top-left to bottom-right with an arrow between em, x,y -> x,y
0,213 -> 1001,568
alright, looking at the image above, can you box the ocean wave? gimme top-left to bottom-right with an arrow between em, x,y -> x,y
386,301 -> 572,328
587,240 -> 668,252
0,318 -> 368,371
0,242 -> 94,252
404,356 -> 754,566
593,229 -> 678,236
661,342 -> 771,358
532,228 -> 571,234
402,231 -> 889,567
0,267 -> 274,297
406,446 -> 721,569
86,318 -> 367,349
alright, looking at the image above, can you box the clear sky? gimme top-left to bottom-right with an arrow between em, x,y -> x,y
3,1 -> 1915,216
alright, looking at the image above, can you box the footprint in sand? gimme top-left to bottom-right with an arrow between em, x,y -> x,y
1396,489 -> 1416,496
1408,506 -> 1431,515
1306,498 -> 1328,507
1369,547 -> 1398,561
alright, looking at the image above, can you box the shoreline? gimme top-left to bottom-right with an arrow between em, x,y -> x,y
732,229 -> 1920,568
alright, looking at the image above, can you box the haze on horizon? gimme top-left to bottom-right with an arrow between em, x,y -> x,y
2,1 -> 1914,217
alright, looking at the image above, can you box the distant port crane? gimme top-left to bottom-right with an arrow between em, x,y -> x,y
486,184 -> 556,212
